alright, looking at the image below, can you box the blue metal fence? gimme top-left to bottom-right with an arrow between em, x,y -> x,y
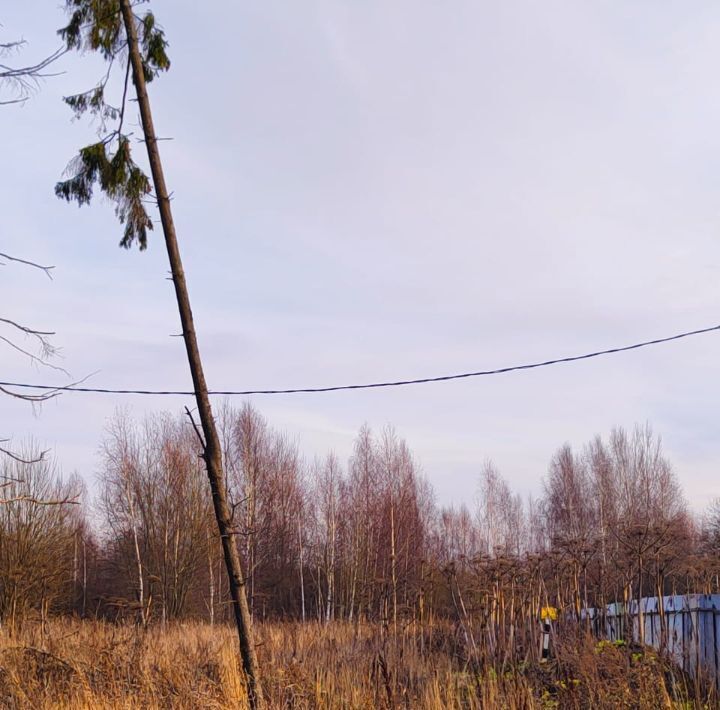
584,594 -> 720,681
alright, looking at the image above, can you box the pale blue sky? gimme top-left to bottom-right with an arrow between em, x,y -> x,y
1,1 -> 719,510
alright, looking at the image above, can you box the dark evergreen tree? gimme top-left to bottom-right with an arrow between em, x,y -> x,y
55,3 -> 263,705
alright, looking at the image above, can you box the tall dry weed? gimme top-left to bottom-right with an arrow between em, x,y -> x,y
0,619 -> 711,709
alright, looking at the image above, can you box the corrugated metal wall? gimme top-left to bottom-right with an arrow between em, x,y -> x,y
584,594 -> 720,682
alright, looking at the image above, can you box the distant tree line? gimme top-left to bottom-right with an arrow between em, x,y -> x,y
2,406 -> 717,646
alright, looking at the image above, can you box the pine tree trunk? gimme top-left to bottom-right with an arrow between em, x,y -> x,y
119,2 -> 263,705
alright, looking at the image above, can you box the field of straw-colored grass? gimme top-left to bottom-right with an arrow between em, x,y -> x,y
0,619 -> 710,709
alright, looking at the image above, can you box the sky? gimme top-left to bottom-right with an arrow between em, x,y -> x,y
1,1 -> 719,512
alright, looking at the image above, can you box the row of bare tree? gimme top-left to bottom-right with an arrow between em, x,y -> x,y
2,407 -> 716,647
92,405 -> 430,629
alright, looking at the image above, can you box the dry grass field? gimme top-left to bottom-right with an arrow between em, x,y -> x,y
0,619 -> 712,709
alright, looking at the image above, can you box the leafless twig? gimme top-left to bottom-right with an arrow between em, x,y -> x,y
0,444 -> 49,465
0,252 -> 54,279
0,384 -> 60,403
184,406 -> 206,451
0,334 -> 66,374
0,372 -> 98,405
0,494 -> 79,506
0,45 -> 66,104
0,317 -> 54,337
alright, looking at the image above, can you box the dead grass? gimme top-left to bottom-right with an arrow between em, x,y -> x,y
0,619 -> 710,709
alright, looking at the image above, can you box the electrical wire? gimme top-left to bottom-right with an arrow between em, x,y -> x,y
1,323 -> 718,397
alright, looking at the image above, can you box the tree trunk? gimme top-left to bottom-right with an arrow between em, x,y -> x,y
128,489 -> 145,626
119,2 -> 263,705
390,503 -> 398,637
81,537 -> 87,618
207,525 -> 215,626
298,517 -> 306,623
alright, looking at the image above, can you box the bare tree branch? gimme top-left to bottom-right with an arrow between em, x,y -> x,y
0,471 -> 24,484
0,252 -> 54,279
0,317 -> 54,337
0,443 -> 48,465
0,494 -> 79,506
184,406 -> 206,451
0,334 -> 67,374
0,44 -> 66,104
0,384 -> 60,403
0,372 -> 98,404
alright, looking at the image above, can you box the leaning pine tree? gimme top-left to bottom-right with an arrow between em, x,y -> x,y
55,2 -> 264,706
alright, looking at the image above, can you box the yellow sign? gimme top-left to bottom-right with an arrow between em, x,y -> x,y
541,606 -> 558,621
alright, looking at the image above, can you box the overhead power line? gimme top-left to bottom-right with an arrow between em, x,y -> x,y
1,323 -> 719,397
